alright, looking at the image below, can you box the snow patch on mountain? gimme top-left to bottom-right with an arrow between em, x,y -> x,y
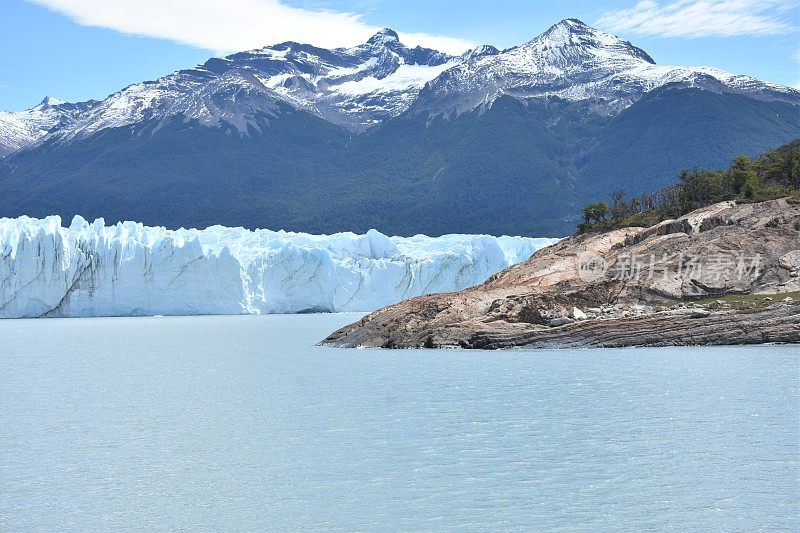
0,215 -> 558,318
333,62 -> 458,95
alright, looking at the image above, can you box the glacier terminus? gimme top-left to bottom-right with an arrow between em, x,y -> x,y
0,216 -> 557,318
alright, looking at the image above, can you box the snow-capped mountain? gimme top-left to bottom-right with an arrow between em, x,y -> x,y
0,28 -> 468,154
42,28 -> 472,143
413,19 -> 799,116
3,19 -> 796,158
0,97 -> 97,157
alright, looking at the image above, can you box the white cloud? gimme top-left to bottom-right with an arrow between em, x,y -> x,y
597,0 -> 797,38
27,0 -> 475,54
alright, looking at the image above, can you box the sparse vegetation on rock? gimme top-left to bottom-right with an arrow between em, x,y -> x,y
578,140 -> 800,233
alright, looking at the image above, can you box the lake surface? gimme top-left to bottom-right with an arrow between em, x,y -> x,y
1,315 -> 798,531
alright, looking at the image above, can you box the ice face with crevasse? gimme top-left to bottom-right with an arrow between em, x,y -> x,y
0,215 -> 559,318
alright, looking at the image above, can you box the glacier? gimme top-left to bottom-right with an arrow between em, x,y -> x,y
0,216 -> 558,318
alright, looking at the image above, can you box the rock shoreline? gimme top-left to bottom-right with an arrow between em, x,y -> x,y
322,198 -> 800,349
326,301 -> 800,350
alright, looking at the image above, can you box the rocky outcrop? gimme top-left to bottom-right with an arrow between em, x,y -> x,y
322,198 -> 800,349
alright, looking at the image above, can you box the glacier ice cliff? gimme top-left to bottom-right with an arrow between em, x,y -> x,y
0,216 -> 558,318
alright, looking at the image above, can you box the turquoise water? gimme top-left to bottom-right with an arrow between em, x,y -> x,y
1,314 -> 798,531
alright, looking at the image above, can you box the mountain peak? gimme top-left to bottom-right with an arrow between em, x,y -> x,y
533,18 -> 655,65
367,28 -> 400,46
38,96 -> 65,107
558,18 -> 590,28
542,18 -> 607,39
462,44 -> 500,61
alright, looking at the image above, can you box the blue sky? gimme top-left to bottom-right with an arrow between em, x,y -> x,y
1,0 -> 798,111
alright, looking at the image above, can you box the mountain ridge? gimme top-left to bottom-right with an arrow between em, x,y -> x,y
411,19 -> 797,118
1,19 -> 796,157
